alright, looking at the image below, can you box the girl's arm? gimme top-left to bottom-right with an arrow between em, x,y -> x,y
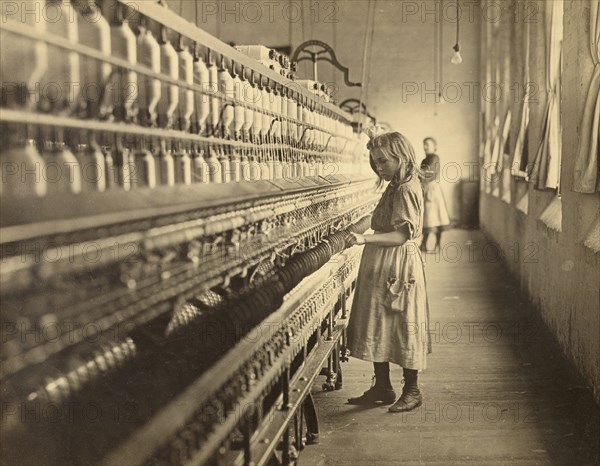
350,226 -> 410,247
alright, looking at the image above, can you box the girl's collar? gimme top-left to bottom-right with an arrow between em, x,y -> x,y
388,171 -> 413,189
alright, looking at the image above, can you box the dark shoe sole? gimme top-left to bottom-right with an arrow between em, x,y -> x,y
346,390 -> 396,406
388,397 -> 423,413
347,398 -> 396,406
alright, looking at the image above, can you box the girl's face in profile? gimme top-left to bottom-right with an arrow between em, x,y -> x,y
371,148 -> 400,181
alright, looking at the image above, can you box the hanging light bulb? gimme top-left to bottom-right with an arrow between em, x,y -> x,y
450,0 -> 462,65
451,43 -> 463,65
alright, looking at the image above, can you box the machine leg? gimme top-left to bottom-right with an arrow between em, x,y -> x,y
341,290 -> 347,319
242,418 -> 252,466
282,367 -> 291,410
292,405 -> 305,454
282,424 -> 291,465
303,393 -> 319,445
321,353 -> 336,391
335,360 -> 343,390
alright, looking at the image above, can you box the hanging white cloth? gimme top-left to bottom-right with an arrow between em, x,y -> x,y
481,13 -> 495,193
492,111 -> 511,198
572,0 -> 600,193
529,0 -> 563,190
484,117 -> 498,194
499,110 -> 513,202
512,20 -> 531,180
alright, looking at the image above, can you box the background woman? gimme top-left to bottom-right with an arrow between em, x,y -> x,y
420,137 -> 450,252
345,132 -> 431,413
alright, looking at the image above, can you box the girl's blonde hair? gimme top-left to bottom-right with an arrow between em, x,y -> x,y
367,132 -> 423,183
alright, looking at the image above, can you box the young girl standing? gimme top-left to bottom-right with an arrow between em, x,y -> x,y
420,137 -> 451,252
346,132 -> 431,413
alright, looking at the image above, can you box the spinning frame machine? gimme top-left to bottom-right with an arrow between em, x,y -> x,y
0,1 -> 379,464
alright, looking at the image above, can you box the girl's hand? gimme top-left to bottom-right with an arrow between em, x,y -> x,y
350,233 -> 366,245
343,232 -> 356,248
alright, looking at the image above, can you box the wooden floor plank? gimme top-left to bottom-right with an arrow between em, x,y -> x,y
301,230 -> 600,466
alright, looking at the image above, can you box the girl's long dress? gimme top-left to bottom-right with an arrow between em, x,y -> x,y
346,175 -> 432,370
421,153 -> 450,232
